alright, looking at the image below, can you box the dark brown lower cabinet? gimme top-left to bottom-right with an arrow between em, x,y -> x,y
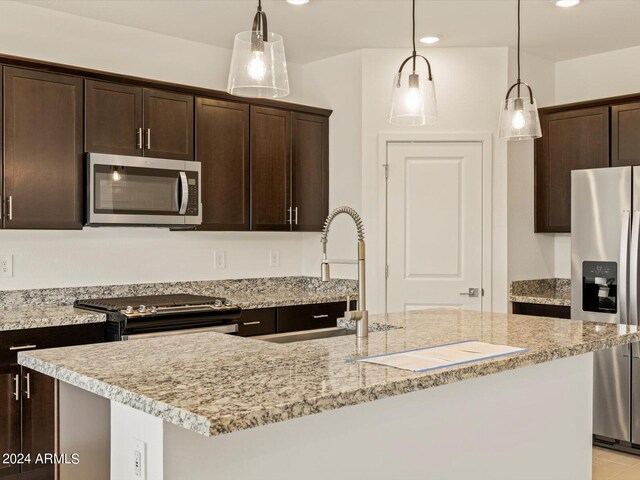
512,302 -> 571,319
0,323 -> 105,479
0,365 -> 21,478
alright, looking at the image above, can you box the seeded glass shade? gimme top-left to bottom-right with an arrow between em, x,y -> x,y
389,69 -> 437,126
498,96 -> 542,140
227,31 -> 289,98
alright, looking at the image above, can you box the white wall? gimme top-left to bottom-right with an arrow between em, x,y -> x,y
507,50 -> 557,284
358,48 -> 510,313
299,50 -> 363,281
556,45 -> 640,104
0,2 -> 310,290
553,45 -> 640,279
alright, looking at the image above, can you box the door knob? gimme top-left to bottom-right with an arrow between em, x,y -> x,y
460,288 -> 480,297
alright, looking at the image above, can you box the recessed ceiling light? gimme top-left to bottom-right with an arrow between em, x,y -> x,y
555,0 -> 580,7
286,0 -> 310,4
419,35 -> 441,45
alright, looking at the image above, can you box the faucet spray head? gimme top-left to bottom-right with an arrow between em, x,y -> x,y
321,259 -> 331,282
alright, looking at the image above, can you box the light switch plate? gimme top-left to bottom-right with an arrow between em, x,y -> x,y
0,255 -> 13,277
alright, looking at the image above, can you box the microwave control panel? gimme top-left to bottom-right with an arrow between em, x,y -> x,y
185,172 -> 199,216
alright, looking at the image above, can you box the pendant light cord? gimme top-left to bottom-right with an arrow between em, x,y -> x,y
411,0 -> 417,71
517,0 -> 521,96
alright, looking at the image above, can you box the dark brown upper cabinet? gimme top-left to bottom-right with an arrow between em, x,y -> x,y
3,67 -> 84,230
535,106 -> 610,233
0,365 -> 21,478
85,83 -> 194,161
250,106 -> 292,231
612,102 -> 640,167
85,80 -> 143,156
196,98 -> 250,231
291,113 -> 329,232
143,89 -> 194,161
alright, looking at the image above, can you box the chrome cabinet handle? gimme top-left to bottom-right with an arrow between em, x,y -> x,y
136,128 -> 143,149
9,344 -> 36,351
460,288 -> 479,297
293,207 -> 298,225
287,207 -> 292,225
7,196 -> 12,221
24,372 -> 30,399
313,314 -> 329,319
145,128 -> 151,149
242,321 -> 261,326
13,374 -> 19,401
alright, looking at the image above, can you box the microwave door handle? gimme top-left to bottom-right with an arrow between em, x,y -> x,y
178,172 -> 189,215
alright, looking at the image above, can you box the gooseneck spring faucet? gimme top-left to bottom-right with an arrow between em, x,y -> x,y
320,206 -> 368,338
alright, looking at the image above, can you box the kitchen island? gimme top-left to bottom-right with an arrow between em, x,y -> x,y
18,308 -> 639,480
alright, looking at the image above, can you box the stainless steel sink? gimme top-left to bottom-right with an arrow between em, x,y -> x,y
255,327 -> 356,344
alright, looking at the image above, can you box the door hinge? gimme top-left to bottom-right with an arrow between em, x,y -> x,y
383,164 -> 390,179
385,264 -> 390,278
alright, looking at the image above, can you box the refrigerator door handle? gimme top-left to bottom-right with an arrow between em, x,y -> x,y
629,210 -> 640,327
620,210 -> 631,326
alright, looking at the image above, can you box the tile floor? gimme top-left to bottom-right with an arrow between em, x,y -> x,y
593,446 -> 640,480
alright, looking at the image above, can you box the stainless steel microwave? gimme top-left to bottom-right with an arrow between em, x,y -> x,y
86,153 -> 202,227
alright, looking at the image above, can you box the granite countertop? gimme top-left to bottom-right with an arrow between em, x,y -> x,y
18,308 -> 638,437
0,306 -> 106,332
510,278 -> 571,306
0,277 -> 358,332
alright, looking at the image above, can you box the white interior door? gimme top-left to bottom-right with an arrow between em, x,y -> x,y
386,142 -> 484,312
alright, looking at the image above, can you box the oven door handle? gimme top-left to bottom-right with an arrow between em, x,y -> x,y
123,323 -> 238,340
178,171 -> 189,215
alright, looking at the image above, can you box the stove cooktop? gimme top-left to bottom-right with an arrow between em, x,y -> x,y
76,294 -> 227,312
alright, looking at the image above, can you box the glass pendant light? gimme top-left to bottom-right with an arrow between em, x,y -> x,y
499,0 -> 541,140
389,0 -> 437,126
227,0 -> 290,98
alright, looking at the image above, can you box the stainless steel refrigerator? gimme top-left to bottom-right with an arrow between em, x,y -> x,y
572,166 -> 640,451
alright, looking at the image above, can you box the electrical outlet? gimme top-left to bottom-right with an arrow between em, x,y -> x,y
0,255 -> 13,277
269,249 -> 280,267
133,438 -> 146,480
214,250 -> 227,270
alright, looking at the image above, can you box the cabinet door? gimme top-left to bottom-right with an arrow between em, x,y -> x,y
612,102 -> 640,167
250,106 -> 291,231
85,80 -> 143,156
4,67 -> 83,229
143,89 -> 194,161
20,368 -> 55,479
0,366 -> 21,478
196,98 -> 250,230
535,107 -> 610,233
291,113 -> 329,232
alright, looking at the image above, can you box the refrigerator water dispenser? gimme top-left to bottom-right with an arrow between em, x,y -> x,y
582,261 -> 617,314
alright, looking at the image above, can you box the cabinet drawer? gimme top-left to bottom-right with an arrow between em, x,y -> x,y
277,302 -> 349,333
0,323 -> 106,366
237,309 -> 276,337
512,302 -> 571,319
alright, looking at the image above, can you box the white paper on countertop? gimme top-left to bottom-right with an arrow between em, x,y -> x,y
350,340 -> 527,373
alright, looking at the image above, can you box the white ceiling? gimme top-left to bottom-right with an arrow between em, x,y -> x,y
14,0 -> 640,63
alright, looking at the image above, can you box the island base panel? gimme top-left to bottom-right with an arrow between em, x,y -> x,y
104,353 -> 594,480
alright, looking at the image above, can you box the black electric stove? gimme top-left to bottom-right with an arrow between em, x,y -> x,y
75,294 -> 241,340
